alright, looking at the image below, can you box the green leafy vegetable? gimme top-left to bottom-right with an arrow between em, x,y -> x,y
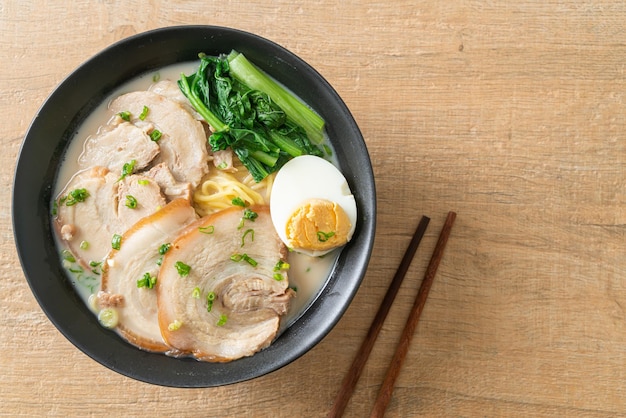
178,51 -> 324,182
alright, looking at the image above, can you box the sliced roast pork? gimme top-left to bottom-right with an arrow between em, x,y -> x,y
99,199 -> 197,352
109,90 -> 209,187
78,121 -> 160,173
54,167 -> 166,268
157,205 -> 294,362
144,162 -> 193,202
148,80 -> 203,121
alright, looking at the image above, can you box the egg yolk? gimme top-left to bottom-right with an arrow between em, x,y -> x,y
285,198 -> 352,253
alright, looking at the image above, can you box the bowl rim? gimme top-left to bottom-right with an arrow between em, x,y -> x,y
12,25 -> 376,387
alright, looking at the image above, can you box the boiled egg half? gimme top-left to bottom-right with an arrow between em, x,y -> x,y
270,155 -> 357,257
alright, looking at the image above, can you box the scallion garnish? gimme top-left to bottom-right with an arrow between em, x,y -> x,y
117,159 -> 136,182
61,250 -> 76,263
316,230 -> 335,242
139,105 -> 149,121
199,225 -> 215,234
241,229 -> 254,247
238,208 -> 258,229
149,129 -> 162,142
158,243 -> 171,255
137,272 -> 157,289
98,308 -> 119,328
216,314 -> 228,327
174,261 -> 191,276
63,188 -> 90,206
118,111 -> 131,121
230,253 -> 257,267
273,260 -> 290,272
125,195 -> 138,209
232,197 -> 247,207
273,273 -> 285,281
138,179 -> 150,185
206,291 -> 216,312
79,240 -> 89,250
168,319 -> 182,331
192,287 -> 201,299
111,234 -> 122,250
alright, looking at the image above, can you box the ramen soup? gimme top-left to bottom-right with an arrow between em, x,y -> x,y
52,57 -> 357,362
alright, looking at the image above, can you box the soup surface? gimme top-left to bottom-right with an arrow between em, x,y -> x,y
52,59 -> 348,361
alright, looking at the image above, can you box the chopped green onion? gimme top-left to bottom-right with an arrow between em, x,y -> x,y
118,111 -> 131,121
168,319 -> 182,331
216,314 -> 228,327
111,234 -> 122,250
238,208 -> 258,229
156,256 -> 163,266
98,308 -> 119,328
216,161 -> 228,170
79,240 -> 89,250
273,260 -> 290,272
152,72 -> 161,82
243,208 -> 258,221
63,188 -> 90,206
273,273 -> 285,281
137,272 -> 157,289
118,159 -> 136,182
158,243 -> 171,255
138,179 -> 150,185
139,105 -> 149,121
323,144 -> 333,156
206,291 -> 216,312
232,197 -> 247,207
192,287 -> 201,299
199,225 -> 215,234
241,229 -> 254,247
316,230 -> 335,242
61,249 -> 76,263
175,261 -> 191,276
230,253 -> 257,267
125,195 -> 138,209
149,129 -> 162,142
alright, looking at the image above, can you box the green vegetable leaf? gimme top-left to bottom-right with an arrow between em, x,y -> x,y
178,51 -> 324,182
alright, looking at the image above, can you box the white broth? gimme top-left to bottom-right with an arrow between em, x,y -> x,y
53,59 -> 340,347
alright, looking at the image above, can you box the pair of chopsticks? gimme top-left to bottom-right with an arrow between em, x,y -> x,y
328,211 -> 456,418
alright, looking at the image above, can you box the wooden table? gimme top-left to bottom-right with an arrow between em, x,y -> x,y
2,1 -> 625,416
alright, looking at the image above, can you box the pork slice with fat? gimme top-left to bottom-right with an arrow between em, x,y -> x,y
109,90 -> 209,187
78,121 -> 160,173
100,199 -> 198,352
55,167 -> 167,268
157,205 -> 294,362
143,162 -> 193,203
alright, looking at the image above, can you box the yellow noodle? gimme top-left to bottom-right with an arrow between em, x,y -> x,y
193,164 -> 276,216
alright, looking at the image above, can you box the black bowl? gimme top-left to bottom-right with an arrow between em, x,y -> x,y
12,26 -> 376,387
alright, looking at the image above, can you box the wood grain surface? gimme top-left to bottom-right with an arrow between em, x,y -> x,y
2,1 -> 625,416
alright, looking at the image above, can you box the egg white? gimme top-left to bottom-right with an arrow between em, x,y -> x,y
270,155 -> 357,256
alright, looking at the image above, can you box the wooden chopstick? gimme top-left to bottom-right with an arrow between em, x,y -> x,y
370,211 -> 457,417
327,215 -> 431,418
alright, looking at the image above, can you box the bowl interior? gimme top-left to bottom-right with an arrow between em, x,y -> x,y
13,25 -> 376,387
